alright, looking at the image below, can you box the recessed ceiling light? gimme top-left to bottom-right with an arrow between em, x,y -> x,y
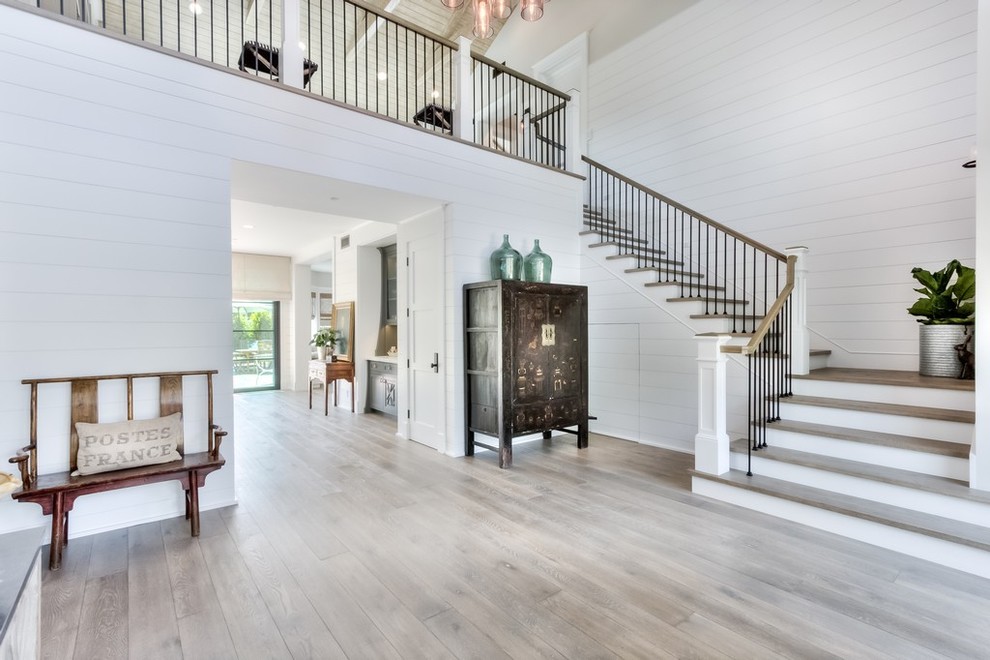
242,224 -> 255,229
431,89 -> 440,99
377,71 -> 388,81
330,196 -> 340,201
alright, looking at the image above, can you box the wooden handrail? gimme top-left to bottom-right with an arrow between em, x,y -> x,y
472,53 -> 572,101
722,255 -> 796,355
582,155 -> 787,262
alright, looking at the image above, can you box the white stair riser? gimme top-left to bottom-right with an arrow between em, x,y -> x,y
729,453 -> 989,527
766,429 -> 969,480
792,380 -> 974,412
779,403 -> 972,444
691,477 -> 990,580
809,353 -> 830,371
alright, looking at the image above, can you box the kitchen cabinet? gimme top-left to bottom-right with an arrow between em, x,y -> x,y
368,359 -> 398,416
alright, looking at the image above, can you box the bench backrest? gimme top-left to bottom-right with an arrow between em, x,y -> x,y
24,371 -> 217,474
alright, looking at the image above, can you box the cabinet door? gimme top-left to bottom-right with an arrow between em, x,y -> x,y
547,295 -> 583,399
512,292 -> 549,404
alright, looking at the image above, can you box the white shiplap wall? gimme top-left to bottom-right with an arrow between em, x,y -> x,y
587,0 -> 977,372
0,3 -> 582,536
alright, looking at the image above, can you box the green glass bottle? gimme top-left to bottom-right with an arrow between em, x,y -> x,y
524,239 -> 552,283
489,234 -> 523,280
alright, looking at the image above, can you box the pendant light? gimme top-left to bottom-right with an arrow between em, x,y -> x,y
491,0 -> 511,20
441,0 -> 464,7
472,0 -> 493,39
519,0 -> 543,21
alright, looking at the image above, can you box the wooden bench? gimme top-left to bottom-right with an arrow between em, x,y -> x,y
7,370 -> 227,570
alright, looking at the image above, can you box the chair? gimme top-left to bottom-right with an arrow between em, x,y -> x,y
238,41 -> 319,88
413,104 -> 453,133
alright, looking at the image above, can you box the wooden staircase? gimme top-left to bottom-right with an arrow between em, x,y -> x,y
692,368 -> 987,579
580,196 -> 985,579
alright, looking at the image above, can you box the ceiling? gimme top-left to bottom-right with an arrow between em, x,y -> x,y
230,161 -> 441,262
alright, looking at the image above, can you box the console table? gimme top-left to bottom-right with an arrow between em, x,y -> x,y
308,360 -> 356,414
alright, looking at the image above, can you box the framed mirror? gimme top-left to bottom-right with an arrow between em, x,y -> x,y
331,301 -> 355,362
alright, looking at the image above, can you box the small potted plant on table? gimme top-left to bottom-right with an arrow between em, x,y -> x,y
311,327 -> 341,361
907,259 -> 975,377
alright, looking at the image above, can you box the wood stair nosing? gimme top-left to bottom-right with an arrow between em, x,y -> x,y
692,469 -> 990,552
625,267 -> 705,279
729,439 -> 990,505
689,313 -> 764,322
646,281 -> 726,292
783,395 -> 975,425
584,221 -> 634,235
809,349 -> 832,357
668,296 -> 750,306
768,420 -> 970,458
609,257 -> 684,269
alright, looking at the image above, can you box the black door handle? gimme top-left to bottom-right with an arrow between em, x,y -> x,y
431,353 -> 439,373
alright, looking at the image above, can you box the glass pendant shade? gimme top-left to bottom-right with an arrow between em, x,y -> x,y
441,0 -> 464,7
473,0 -> 494,38
491,0 -> 511,19
520,0 -> 543,21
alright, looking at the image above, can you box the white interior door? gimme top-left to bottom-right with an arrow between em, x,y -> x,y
405,216 -> 445,451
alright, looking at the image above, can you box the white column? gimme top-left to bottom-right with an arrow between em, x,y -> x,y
452,36 -> 474,141
972,0 -> 990,491
281,0 -> 303,89
565,89 -> 581,173
786,246 -> 810,376
695,334 -> 732,475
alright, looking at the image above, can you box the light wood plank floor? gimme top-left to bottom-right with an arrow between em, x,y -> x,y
43,390 -> 990,659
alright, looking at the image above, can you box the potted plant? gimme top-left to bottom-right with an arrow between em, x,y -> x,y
310,327 -> 341,361
907,259 -> 975,377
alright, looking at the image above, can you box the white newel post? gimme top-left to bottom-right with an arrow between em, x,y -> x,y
786,246 -> 810,376
281,0 -> 303,89
566,89 -> 581,173
452,36 -> 473,141
695,335 -> 731,475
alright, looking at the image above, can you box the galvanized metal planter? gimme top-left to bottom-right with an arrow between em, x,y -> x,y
919,325 -> 971,378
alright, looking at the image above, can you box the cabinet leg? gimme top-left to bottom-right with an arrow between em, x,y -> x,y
465,430 -> 475,456
542,430 -> 552,440
324,379 -> 330,415
498,436 -> 513,469
308,380 -> 313,409
577,423 -> 589,449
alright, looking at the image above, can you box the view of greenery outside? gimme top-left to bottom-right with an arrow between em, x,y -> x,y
233,301 -> 278,392
233,303 -> 274,350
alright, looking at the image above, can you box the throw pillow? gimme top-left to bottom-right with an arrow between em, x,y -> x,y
74,412 -> 183,476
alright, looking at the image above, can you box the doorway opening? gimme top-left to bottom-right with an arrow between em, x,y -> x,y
233,301 -> 280,392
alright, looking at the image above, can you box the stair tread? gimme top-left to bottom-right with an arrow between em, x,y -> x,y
810,349 -> 832,357
668,296 -> 750,305
784,395 -> 974,424
795,367 -> 974,392
606,252 -> 675,262
689,313 -> 763,320
586,239 -> 659,252
729,439 -> 990,504
692,469 -> 990,551
770,420 -> 970,458
584,221 -> 634,235
646,281 -> 725,292
626,267 -> 704,279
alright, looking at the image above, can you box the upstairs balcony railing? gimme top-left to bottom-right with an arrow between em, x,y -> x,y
24,0 -> 569,171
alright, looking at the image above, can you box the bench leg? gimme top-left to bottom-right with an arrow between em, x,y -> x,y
50,492 -> 65,570
188,470 -> 201,537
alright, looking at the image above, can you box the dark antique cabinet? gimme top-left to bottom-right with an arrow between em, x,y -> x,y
463,280 -> 589,468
